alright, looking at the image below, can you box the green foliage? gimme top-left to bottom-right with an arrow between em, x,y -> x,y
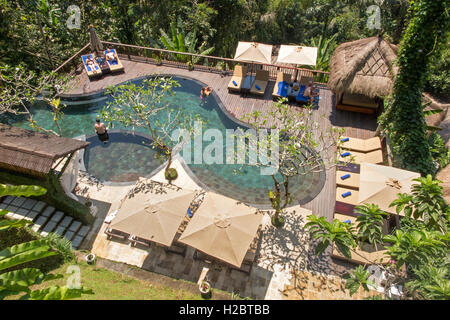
428,132 -> 450,170
380,0 -> 450,175
158,16 -> 215,64
305,215 -> 356,259
426,42 -> 450,97
164,168 -> 179,181
0,184 -> 46,198
355,204 -> 387,247
343,265 -> 373,296
383,229 -> 448,270
307,175 -> 449,299
390,175 -> 450,233
405,265 -> 450,300
43,233 -> 75,263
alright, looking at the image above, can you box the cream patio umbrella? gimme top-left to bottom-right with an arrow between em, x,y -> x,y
89,24 -> 103,55
110,178 -> 196,246
234,41 -> 273,79
276,45 -> 318,81
178,192 -> 263,267
358,163 -> 421,214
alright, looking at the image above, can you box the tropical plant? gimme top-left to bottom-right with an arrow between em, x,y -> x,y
343,265 -> 374,296
354,204 -> 387,249
428,132 -> 450,171
241,99 -> 343,227
305,33 -> 338,82
158,16 -> 215,65
0,64 -> 69,136
389,175 -> 449,233
0,184 -> 93,300
306,176 -> 450,299
101,76 -> 202,181
379,0 -> 449,175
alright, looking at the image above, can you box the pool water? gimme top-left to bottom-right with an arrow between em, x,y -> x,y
2,76 -> 325,206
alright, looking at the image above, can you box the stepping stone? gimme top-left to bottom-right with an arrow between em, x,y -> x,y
64,230 -> 75,241
16,207 -> 30,217
32,216 -> 49,232
54,225 -> 66,236
77,225 -> 90,237
71,235 -> 84,249
68,221 -> 82,233
5,205 -> 19,213
31,201 -> 46,213
11,197 -> 26,207
42,221 -> 57,233
59,216 -> 73,228
3,196 -> 15,204
25,210 -> 41,221
50,211 -> 64,224
41,206 -> 55,218
0,203 -> 8,210
21,198 -> 37,210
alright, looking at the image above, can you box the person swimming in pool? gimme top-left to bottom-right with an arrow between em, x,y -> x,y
200,86 -> 212,99
94,118 -> 109,144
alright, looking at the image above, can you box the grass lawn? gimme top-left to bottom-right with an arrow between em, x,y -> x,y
7,260 -> 205,300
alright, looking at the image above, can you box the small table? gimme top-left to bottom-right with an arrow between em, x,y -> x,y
96,57 -> 110,73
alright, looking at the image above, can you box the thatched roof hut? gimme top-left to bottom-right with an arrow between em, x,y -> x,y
328,36 -> 398,99
0,124 -> 89,176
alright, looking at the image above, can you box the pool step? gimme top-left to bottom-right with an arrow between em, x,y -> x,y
0,196 -> 92,249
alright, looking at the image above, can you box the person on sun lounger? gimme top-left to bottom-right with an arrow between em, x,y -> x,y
200,86 -> 213,99
86,56 -> 96,69
303,81 -> 319,102
105,48 -> 118,63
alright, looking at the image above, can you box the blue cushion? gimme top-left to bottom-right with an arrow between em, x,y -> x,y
341,137 -> 350,142
342,191 -> 352,198
232,80 -> 238,86
255,84 -> 261,90
344,219 -> 351,224
276,81 -> 288,96
341,152 -> 351,157
340,174 -> 351,180
187,207 -> 193,218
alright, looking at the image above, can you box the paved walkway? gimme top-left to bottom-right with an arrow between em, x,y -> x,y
77,157 -> 336,299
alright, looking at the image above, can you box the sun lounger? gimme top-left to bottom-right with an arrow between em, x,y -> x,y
341,136 -> 382,153
104,49 -> 124,73
104,227 -> 128,241
272,72 -> 291,100
336,170 -> 360,189
336,187 -> 360,205
250,70 -> 270,95
228,65 -> 247,93
338,149 -> 383,164
82,54 -> 102,78
334,212 -> 357,224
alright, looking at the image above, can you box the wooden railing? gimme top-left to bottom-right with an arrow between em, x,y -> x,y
53,41 -> 331,84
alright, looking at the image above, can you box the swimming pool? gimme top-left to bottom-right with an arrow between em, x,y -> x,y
3,76 -> 325,206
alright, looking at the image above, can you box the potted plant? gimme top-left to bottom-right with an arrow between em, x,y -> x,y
199,280 -> 212,299
85,253 -> 96,265
85,194 -> 92,208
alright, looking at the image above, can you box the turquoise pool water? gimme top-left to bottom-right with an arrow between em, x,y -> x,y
2,76 -> 325,206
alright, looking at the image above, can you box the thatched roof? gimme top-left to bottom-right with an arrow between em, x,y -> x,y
328,36 -> 398,98
0,124 -> 89,175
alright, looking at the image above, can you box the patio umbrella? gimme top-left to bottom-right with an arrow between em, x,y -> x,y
234,41 -> 273,75
178,192 -> 263,267
358,163 -> 420,214
89,24 -> 103,55
276,45 -> 318,81
110,179 -> 196,246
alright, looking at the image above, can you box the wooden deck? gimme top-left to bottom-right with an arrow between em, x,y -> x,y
65,58 -> 377,221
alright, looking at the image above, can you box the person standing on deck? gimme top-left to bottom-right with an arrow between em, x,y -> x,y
95,118 -> 109,144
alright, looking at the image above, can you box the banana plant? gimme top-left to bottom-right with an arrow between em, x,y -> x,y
159,16 -> 215,66
0,184 -> 93,300
305,33 -> 338,82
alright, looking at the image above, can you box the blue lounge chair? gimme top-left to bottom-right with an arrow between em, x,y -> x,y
81,54 -> 102,78
272,72 -> 291,100
104,49 -> 124,73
